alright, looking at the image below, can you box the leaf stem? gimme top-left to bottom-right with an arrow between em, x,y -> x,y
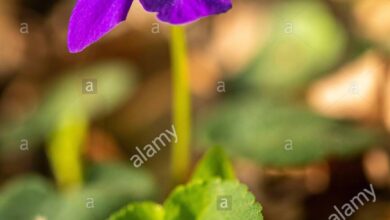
170,26 -> 191,183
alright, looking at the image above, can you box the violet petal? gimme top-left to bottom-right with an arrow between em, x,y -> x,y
139,0 -> 232,24
68,0 -> 133,53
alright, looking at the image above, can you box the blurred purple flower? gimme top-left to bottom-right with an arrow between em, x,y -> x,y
68,0 -> 232,53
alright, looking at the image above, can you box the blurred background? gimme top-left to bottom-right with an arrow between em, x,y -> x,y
0,0 -> 389,219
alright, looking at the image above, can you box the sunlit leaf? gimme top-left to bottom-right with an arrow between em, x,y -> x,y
164,179 -> 263,220
109,202 -> 164,220
108,149 -> 262,220
191,146 -> 236,181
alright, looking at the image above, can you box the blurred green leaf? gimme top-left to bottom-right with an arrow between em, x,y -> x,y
84,163 -> 157,201
163,179 -> 263,220
0,163 -> 156,220
197,98 -> 378,166
191,146 -> 236,182
42,62 -> 136,120
237,0 -> 346,95
0,62 -> 137,154
44,163 -> 156,220
0,175 -> 55,220
108,202 -> 164,220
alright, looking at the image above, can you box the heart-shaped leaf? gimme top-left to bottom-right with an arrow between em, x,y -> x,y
109,147 -> 262,220
109,180 -> 263,220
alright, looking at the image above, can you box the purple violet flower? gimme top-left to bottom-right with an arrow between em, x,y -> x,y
68,0 -> 232,53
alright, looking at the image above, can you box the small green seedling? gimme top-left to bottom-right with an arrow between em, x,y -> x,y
109,147 -> 263,220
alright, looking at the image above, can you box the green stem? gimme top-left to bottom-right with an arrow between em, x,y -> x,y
170,26 -> 191,183
47,110 -> 87,191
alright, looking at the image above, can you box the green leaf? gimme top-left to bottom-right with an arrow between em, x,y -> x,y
84,163 -> 157,201
42,62 -> 136,120
191,146 -> 236,181
198,98 -> 378,166
0,62 -> 137,154
0,175 -> 55,220
108,202 -> 164,220
44,163 -> 157,220
164,179 -> 263,220
237,0 -> 346,96
0,163 -> 156,220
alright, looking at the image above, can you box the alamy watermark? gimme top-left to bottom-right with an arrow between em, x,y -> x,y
82,79 -> 97,94
217,195 -> 232,211
329,184 -> 376,220
130,125 -> 178,168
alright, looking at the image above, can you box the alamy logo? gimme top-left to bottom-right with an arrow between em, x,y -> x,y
217,195 -> 232,211
329,184 -> 376,220
130,125 -> 178,168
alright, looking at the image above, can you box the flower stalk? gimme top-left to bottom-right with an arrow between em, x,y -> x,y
170,26 -> 191,183
47,110 -> 87,191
